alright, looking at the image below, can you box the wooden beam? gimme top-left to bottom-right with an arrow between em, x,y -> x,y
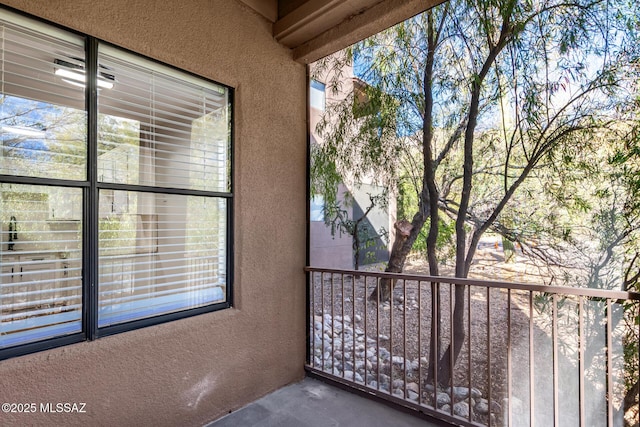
292,0 -> 446,64
274,0 -> 379,48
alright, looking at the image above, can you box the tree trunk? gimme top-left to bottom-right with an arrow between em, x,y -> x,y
369,220 -> 414,302
428,281 -> 441,385
422,9 -> 442,385
431,283 -> 466,385
623,379 -> 639,426
430,15 -> 514,386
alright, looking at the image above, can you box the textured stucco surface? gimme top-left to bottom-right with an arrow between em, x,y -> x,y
0,1 -> 307,426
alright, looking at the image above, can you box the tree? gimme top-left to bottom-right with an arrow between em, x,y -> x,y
312,0 -> 640,386
1,94 -> 86,178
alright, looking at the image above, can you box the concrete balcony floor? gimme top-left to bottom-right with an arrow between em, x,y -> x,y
207,377 -> 442,427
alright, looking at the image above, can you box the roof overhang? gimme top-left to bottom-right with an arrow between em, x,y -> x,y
239,0 -> 446,63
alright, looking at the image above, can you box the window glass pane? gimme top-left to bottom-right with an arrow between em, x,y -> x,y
310,195 -> 325,222
97,45 -> 230,192
0,11 -> 233,354
98,191 -> 227,326
0,14 -> 87,180
310,80 -> 325,111
0,183 -> 82,348
97,115 -> 141,184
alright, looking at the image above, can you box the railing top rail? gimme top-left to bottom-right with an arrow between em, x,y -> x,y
304,266 -> 640,301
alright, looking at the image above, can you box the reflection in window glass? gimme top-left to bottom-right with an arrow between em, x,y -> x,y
97,115 -> 140,184
98,191 -> 226,326
0,9 -> 232,355
97,45 -> 230,193
0,184 -> 83,348
1,98 -> 87,181
0,16 -> 87,181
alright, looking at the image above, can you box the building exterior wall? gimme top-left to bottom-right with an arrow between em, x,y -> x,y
309,55 -> 394,270
0,1 -> 307,426
309,73 -> 353,268
309,181 -> 354,270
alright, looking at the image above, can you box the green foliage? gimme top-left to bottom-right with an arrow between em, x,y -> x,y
398,175 -> 456,263
501,237 -> 515,262
532,292 -> 569,315
312,0 -> 640,389
1,95 -> 86,178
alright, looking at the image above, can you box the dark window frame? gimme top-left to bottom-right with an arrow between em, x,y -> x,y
0,6 -> 234,360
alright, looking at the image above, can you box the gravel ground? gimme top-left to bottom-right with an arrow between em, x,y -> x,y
309,246 -> 628,426
310,271 -> 526,425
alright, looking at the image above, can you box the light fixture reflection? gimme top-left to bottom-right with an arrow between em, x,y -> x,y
1,125 -> 46,138
54,67 -> 114,89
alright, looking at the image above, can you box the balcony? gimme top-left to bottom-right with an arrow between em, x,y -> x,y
303,267 -> 640,427
209,377 -> 440,427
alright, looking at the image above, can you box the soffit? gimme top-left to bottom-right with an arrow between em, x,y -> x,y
273,0 -> 385,48
239,0 -> 446,63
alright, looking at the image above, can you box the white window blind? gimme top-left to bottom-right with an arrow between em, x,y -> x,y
0,184 -> 83,348
0,14 -> 87,181
96,45 -> 231,327
0,8 -> 232,354
98,192 -> 226,326
0,9 -> 86,349
97,45 -> 230,192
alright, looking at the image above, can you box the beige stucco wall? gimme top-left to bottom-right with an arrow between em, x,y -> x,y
0,1 -> 307,426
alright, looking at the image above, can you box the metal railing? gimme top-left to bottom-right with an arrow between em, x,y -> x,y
305,266 -> 640,427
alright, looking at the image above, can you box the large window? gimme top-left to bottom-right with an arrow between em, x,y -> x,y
0,9 -> 232,358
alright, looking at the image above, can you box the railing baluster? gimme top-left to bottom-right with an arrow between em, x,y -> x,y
552,294 -> 558,427
418,279 -> 423,406
341,273 -> 345,379
607,298 -> 613,427
468,284 -> 472,422
487,286 -> 492,427
364,275 -> 368,386
321,272 -> 325,371
390,279 -> 394,396
450,281 -> 454,417
353,273 -> 356,382
507,288 -> 512,427
530,291 -> 535,427
433,280 -> 439,409
579,296 -> 585,427
376,276 -> 381,391
331,272 -> 335,376
362,276 -> 369,384
403,279 -> 407,400
311,271 -> 316,368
